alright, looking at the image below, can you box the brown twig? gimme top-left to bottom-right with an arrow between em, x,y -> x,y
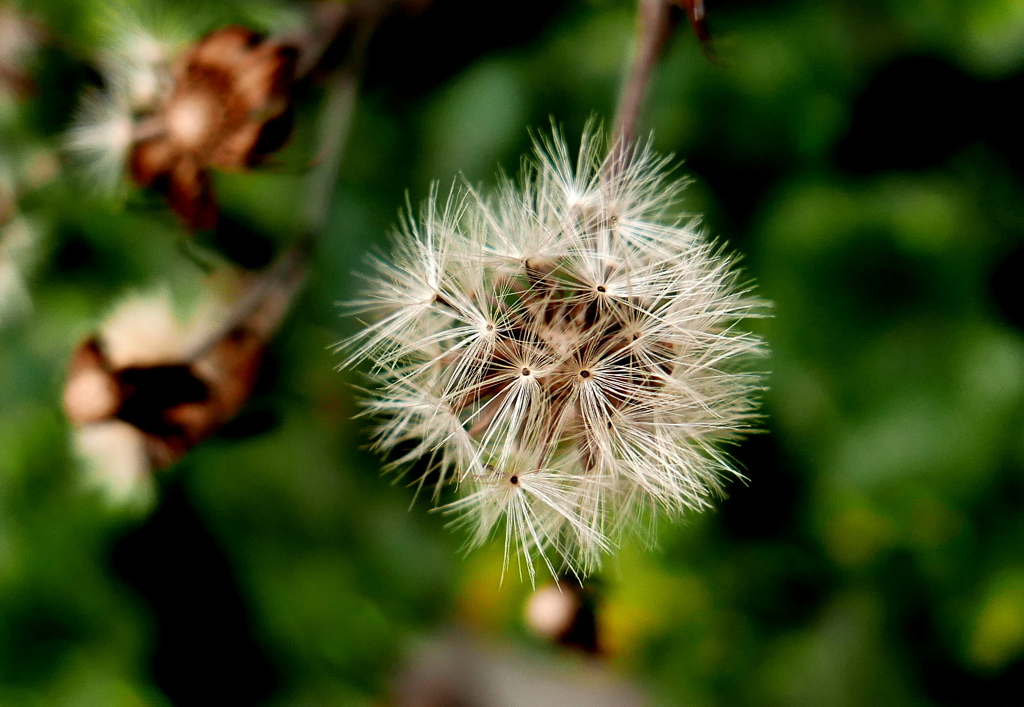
182,239 -> 310,362
287,1 -> 352,79
301,13 -> 378,235
613,0 -> 677,148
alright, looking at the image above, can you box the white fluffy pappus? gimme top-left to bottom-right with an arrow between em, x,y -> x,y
66,287 -> 227,507
64,6 -> 183,193
0,212 -> 40,328
341,128 -> 767,580
74,419 -> 153,508
98,289 -> 196,369
64,87 -> 136,193
91,2 -> 186,110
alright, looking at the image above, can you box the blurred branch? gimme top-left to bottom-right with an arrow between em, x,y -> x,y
301,15 -> 378,235
183,241 -> 309,362
288,1 -> 352,79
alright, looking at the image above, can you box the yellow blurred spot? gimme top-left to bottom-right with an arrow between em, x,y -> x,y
823,503 -> 893,567
969,572 -> 1024,669
603,546 -> 710,659
455,544 -> 527,633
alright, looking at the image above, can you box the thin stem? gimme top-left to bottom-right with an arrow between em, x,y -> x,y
301,14 -> 378,235
288,1 -> 352,80
613,0 -> 676,147
183,240 -> 309,361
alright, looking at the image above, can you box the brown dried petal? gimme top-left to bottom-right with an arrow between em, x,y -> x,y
235,42 -> 296,111
197,327 -> 266,419
137,26 -> 299,226
130,137 -> 178,187
64,339 -> 120,425
207,119 -> 265,171
184,25 -> 264,79
143,427 -> 194,468
165,156 -> 217,230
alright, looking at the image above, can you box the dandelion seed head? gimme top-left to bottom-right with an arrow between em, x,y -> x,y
63,281 -> 268,507
342,127 -> 766,578
67,13 -> 297,224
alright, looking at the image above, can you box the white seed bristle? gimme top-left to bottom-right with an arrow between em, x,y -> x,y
341,127 -> 767,579
73,420 -> 153,508
64,88 -> 136,193
95,8 -> 179,111
99,290 -> 190,369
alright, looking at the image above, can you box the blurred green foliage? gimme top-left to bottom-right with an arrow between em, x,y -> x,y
3,0 -> 1024,705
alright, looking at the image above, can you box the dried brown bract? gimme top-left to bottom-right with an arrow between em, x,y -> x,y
64,248 -> 305,504
64,323 -> 267,470
129,26 -> 298,229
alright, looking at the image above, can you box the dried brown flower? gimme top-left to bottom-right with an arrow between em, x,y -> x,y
129,26 -> 298,229
63,247 -> 306,503
63,309 -> 268,470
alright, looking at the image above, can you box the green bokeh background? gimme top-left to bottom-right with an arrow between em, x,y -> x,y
3,0 -> 1024,704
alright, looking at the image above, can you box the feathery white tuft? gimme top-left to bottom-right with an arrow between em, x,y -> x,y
341,128 -> 766,579
64,88 -> 136,193
65,10 -> 179,193
99,290 -> 190,368
98,288 -> 225,369
92,4 -> 183,111
74,419 -> 153,508
0,212 -> 39,328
